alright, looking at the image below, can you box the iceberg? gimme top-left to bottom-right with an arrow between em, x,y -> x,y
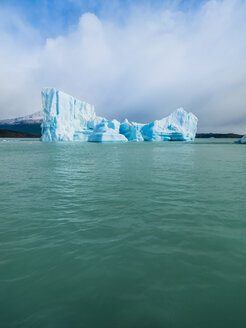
41,88 -> 198,142
88,120 -> 127,143
141,108 -> 198,142
41,88 -> 100,141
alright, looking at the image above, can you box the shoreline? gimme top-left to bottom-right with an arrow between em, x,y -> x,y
0,129 -> 243,139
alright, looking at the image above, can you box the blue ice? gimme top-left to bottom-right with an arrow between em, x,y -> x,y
41,89 -> 198,142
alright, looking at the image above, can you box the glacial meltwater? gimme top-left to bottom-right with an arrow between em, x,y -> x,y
0,139 -> 246,328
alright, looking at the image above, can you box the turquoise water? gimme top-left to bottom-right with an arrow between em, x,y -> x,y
0,139 -> 246,328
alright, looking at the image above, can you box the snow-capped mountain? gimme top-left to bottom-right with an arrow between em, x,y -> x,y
0,111 -> 43,125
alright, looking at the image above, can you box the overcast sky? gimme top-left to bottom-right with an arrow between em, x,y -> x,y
0,0 -> 245,132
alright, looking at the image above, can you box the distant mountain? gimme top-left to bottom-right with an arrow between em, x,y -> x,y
0,111 -> 42,136
0,111 -> 43,125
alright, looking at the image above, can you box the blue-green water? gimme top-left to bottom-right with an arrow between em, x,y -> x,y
1,139 -> 246,328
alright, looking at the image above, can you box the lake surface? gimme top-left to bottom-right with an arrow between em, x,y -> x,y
0,139 -> 246,328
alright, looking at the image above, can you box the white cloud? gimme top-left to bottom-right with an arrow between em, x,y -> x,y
0,0 -> 246,132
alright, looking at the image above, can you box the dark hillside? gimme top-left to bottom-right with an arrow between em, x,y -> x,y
0,129 -> 39,138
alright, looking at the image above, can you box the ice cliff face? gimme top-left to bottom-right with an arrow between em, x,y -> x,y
41,88 -> 100,141
41,88 -> 198,142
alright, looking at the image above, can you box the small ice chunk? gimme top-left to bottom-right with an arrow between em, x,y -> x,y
88,120 -> 128,143
239,135 -> 246,144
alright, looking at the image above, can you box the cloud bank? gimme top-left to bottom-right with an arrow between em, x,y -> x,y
0,0 -> 246,132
